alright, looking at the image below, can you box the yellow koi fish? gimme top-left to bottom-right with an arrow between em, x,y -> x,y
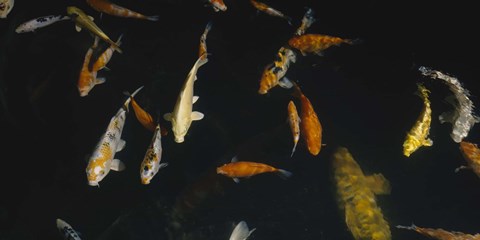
403,83 -> 433,157
333,147 -> 391,240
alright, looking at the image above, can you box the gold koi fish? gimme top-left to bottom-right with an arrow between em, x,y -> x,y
294,84 -> 323,156
287,100 -> 300,157
403,83 -> 433,157
86,0 -> 159,21
288,33 -> 357,56
77,37 -> 104,97
333,147 -> 391,240
249,0 -> 291,25
397,224 -> 480,240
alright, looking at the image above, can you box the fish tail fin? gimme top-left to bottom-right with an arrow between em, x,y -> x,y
116,34 -> 124,46
454,165 -> 469,173
146,15 -> 160,21
205,20 -> 213,33
415,83 -> 430,99
108,39 -> 123,53
276,169 -> 293,179
290,143 -> 297,157
344,38 -> 363,45
123,86 -> 144,111
396,224 -> 417,231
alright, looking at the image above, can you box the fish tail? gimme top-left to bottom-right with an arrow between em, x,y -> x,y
116,34 -> 124,45
205,20 -> 213,33
290,81 -> 302,98
146,15 -> 159,21
123,85 -> 144,111
290,143 -> 297,157
344,38 -> 363,45
276,169 -> 293,179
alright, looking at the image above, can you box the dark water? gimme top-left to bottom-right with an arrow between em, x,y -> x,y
1,0 -> 479,239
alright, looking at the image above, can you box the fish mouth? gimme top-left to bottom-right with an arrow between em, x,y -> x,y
88,181 -> 99,186
141,178 -> 150,185
174,137 -> 184,143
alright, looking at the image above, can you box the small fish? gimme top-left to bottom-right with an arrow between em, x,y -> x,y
140,124 -> 168,185
0,0 -> 14,18
295,7 -> 316,36
456,141 -> 480,178
287,100 -> 300,157
86,0 -> 159,21
216,156 -> 292,183
199,21 -> 213,62
124,91 -> 155,132
288,33 -> 357,56
91,34 -> 123,72
397,224 -> 480,240
249,0 -> 292,25
294,84 -> 323,156
258,46 -> 296,94
15,15 -> 70,33
230,221 -> 256,240
56,218 -> 82,240
66,6 -> 122,53
77,37 -> 105,97
86,86 -> 143,186
207,0 -> 227,12
403,83 -> 433,157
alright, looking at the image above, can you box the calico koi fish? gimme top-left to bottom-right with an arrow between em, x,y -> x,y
403,83 -> 433,157
249,0 -> 292,25
229,221 -> 256,240
295,7 -> 316,36
15,15 -> 70,33
0,0 -> 14,18
199,21 -> 213,62
397,224 -> 480,240
456,141 -> 480,178
333,147 -> 392,240
77,37 -> 104,97
258,46 -> 296,94
140,124 -> 168,185
207,0 -> 227,12
67,6 -> 122,53
163,54 -> 207,143
288,33 -> 356,56
86,86 -> 143,186
216,157 -> 292,183
86,0 -> 159,21
287,100 -> 300,157
56,218 -> 82,240
294,84 -> 323,156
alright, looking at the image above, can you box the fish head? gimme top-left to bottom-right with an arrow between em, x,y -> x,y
0,0 -> 14,18
210,0 -> 227,11
171,119 -> 188,143
15,24 -> 28,33
216,165 -> 227,175
86,163 -> 110,186
402,135 -> 420,157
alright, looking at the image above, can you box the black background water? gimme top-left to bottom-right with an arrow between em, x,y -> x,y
1,0 -> 479,239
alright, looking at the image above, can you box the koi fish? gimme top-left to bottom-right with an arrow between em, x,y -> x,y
396,224 -> 480,240
125,92 -> 155,131
66,6 -> 122,53
0,0 -> 14,18
207,0 -> 227,12
77,37 -> 104,97
287,100 -> 300,157
288,33 -> 357,56
15,15 -> 70,33
333,147 -> 391,240
86,0 -> 159,21
91,34 -> 122,72
163,55 -> 207,143
140,124 -> 168,185
419,66 -> 479,143
199,21 -> 213,62
295,7 -> 316,36
456,141 -> 480,178
86,86 -> 143,186
216,157 -> 292,183
249,0 -> 292,25
258,46 -> 296,94
229,221 -> 256,240
56,218 -> 82,240
294,84 -> 323,156
403,83 -> 433,157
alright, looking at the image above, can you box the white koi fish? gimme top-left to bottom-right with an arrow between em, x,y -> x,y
86,86 -> 143,186
15,15 -> 70,33
56,218 -> 82,240
140,124 -> 168,184
229,221 -> 256,240
163,55 -> 207,143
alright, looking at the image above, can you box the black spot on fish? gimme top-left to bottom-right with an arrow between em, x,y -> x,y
272,67 -> 283,74
144,165 -> 149,172
37,17 -> 47,23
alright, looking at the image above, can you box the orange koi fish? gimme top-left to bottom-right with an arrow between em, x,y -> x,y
90,34 -> 122,72
249,0 -> 292,25
216,157 -> 292,183
258,46 -> 296,94
397,224 -> 480,240
199,21 -> 212,62
86,0 -> 159,21
288,33 -> 357,56
77,37 -> 105,97
287,100 -> 300,157
207,0 -> 227,12
124,91 -> 168,136
457,141 -> 480,178
294,84 -> 323,156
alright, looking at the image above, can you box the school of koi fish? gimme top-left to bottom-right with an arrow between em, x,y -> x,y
2,0 -> 479,239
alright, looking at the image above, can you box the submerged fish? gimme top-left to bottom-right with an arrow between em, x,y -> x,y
86,0 -> 159,21
15,15 -> 70,33
288,33 -> 357,56
249,0 -> 292,25
56,218 -> 82,240
294,84 -> 323,156
457,141 -> 480,178
229,221 -> 256,240
403,83 -> 433,157
287,100 -> 300,157
199,21 -> 213,62
295,7 -> 316,36
207,0 -> 227,12
333,147 -> 391,240
216,156 -> 292,183
0,0 -> 14,18
77,37 -> 104,97
140,124 -> 168,184
397,224 -> 480,240
86,86 -> 143,186
258,46 -> 296,94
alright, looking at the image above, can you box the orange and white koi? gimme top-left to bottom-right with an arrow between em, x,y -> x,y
91,34 -> 122,72
397,224 -> 480,240
86,86 -> 143,186
288,33 -> 357,56
0,0 -> 14,18
287,100 -> 300,157
207,0 -> 227,12
199,21 -> 213,62
216,157 -> 292,183
403,83 -> 433,157
249,0 -> 292,25
294,84 -> 323,156
295,7 -> 316,36
86,0 -> 159,21
456,141 -> 480,178
140,124 -> 168,185
258,46 -> 296,94
77,37 -> 104,97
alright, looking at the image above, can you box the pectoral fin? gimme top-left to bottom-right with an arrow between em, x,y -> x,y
423,138 -> 433,146
110,159 -> 125,171
116,139 -> 126,152
233,177 -> 240,183
75,24 -> 82,32
163,113 -> 172,121
88,15 -> 94,21
365,173 -> 391,195
192,96 -> 199,104
191,111 -> 204,121
95,77 -> 106,85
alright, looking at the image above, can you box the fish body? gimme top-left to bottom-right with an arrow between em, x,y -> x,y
458,141 -> 480,178
56,218 -> 82,240
216,158 -> 292,183
258,46 -> 296,94
288,33 -> 355,56
77,37 -> 105,97
295,85 -> 322,156
0,0 -> 14,18
15,15 -> 70,33
249,0 -> 291,25
163,55 -> 207,143
208,0 -> 227,12
295,7 -> 316,36
66,6 -> 122,53
91,34 -> 122,72
86,86 -> 143,186
229,221 -> 256,240
129,95 -> 156,132
396,224 -> 480,240
333,147 -> 391,240
403,83 -> 433,157
140,124 -> 168,184
86,0 -> 159,21
287,100 -> 300,157
199,21 -> 213,61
